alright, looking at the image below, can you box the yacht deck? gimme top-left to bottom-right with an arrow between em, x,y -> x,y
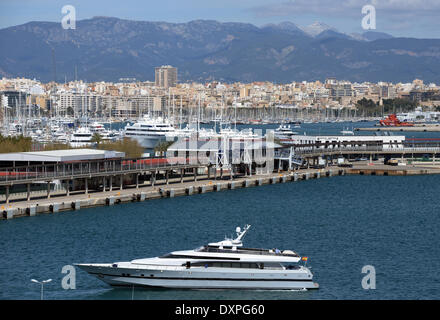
197,245 -> 299,257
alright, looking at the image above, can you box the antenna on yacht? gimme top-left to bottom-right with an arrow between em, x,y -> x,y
234,224 -> 251,243
209,224 -> 251,249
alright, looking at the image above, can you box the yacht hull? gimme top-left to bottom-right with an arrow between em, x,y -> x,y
76,264 -> 319,290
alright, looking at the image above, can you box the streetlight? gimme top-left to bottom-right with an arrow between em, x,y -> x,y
31,278 -> 52,300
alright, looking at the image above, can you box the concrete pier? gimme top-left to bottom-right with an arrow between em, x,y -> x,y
356,126 -> 440,132
2,168 -> 345,220
346,164 -> 440,176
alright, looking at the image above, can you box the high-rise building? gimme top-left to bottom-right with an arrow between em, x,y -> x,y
155,65 -> 177,88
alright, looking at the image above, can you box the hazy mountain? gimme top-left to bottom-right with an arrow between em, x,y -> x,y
0,17 -> 439,83
262,21 -> 306,36
300,22 -> 337,37
315,29 -> 353,40
362,31 -> 394,41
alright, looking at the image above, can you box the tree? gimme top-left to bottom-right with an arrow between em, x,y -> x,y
154,140 -> 174,154
91,133 -> 103,146
66,106 -> 74,116
43,143 -> 72,151
381,98 -> 417,114
355,98 -> 378,116
0,135 -> 33,153
98,137 -> 144,158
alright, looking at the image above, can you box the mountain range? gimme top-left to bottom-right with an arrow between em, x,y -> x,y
0,17 -> 439,84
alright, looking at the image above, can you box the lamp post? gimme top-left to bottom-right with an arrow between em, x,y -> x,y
31,278 -> 52,300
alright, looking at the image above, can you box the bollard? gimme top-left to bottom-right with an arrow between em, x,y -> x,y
216,183 -> 222,191
140,192 -> 146,201
293,173 -> 299,181
50,203 -> 60,213
229,181 -> 236,189
169,189 -> 175,198
199,186 -> 206,194
27,206 -> 36,216
271,177 -> 278,184
316,172 -> 321,179
186,186 -> 194,195
245,180 -> 251,188
72,200 -> 81,210
106,196 -> 115,206
6,208 -> 16,219
282,175 -> 287,183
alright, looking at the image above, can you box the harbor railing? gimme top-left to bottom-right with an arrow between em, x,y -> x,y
0,157 -> 203,184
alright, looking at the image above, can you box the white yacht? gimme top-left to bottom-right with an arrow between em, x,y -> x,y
274,125 -> 299,139
164,125 -> 197,141
76,225 -> 319,290
69,127 -> 93,147
124,115 -> 175,149
89,121 -> 117,142
340,128 -> 355,135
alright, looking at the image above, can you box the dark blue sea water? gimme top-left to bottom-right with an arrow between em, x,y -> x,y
1,174 -> 439,300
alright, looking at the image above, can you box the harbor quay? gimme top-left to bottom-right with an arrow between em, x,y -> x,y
3,160 -> 440,220
2,135 -> 440,220
0,166 -> 346,220
356,126 -> 440,132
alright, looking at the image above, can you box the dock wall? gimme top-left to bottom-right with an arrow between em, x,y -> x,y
1,169 -> 346,220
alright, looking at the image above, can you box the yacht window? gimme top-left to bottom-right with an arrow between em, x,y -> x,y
182,261 -> 260,268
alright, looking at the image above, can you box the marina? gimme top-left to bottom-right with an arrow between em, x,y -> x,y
2,127 -> 440,219
2,0 -> 440,306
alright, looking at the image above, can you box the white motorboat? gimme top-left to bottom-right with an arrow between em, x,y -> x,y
76,225 -> 319,290
274,125 -> 299,139
340,128 -> 354,135
69,127 -> 93,147
124,115 -> 175,149
89,121 -> 117,142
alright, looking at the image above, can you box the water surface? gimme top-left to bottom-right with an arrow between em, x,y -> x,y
1,174 -> 439,300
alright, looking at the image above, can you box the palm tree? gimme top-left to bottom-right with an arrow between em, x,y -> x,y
154,141 -> 174,155
91,133 -> 103,146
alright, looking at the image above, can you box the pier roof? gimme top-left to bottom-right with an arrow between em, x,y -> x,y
0,149 -> 125,163
167,138 -> 282,152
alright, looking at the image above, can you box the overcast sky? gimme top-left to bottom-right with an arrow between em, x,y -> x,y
0,0 -> 439,38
